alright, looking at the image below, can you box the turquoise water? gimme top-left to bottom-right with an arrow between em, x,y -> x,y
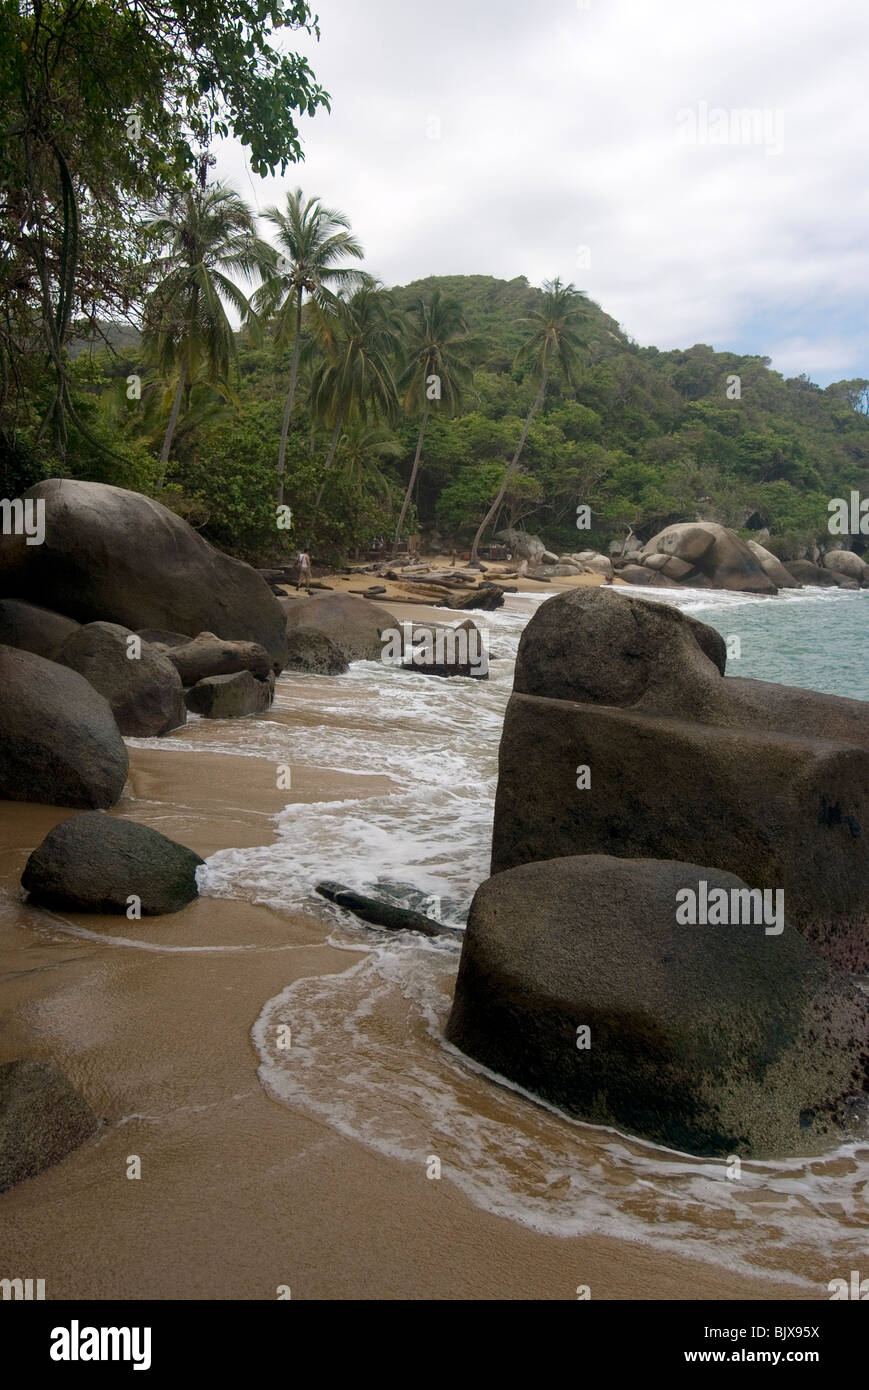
650,586 -> 868,702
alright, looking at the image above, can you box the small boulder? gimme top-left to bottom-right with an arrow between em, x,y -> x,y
185,670 -> 273,718
617,563 -> 656,585
0,644 -> 128,808
167,633 -> 272,685
56,621 -> 186,737
0,598 -> 80,660
21,811 -> 204,914
0,1059 -> 99,1192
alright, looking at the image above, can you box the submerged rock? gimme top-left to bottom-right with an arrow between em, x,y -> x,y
0,644 -> 128,808
22,811 -> 204,914
446,855 -> 869,1158
0,1059 -> 99,1192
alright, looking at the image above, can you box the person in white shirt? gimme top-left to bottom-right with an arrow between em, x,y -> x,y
297,549 -> 311,593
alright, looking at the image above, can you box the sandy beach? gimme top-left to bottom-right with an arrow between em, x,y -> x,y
0,656 -> 808,1302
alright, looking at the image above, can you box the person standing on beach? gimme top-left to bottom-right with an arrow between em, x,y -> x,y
297,548 -> 312,593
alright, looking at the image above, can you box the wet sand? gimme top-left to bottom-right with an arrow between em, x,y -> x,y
0,729 -> 806,1301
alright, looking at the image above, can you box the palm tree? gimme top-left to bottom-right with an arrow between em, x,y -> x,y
306,284 -> 402,512
392,290 -> 473,553
143,184 -> 275,485
334,421 -> 403,503
254,189 -> 366,504
469,278 -> 588,565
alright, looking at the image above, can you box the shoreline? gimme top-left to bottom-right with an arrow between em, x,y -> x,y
0,731 -> 811,1300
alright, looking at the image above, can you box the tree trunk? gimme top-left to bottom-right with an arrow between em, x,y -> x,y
313,404 -> 346,510
470,370 -> 548,565
393,410 -> 428,554
157,360 -> 187,488
276,288 -> 303,506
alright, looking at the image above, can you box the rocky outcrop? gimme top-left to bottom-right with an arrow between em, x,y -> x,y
0,1059 -> 99,1192
493,588 -> 869,971
640,522 -> 778,594
165,633 -> 272,685
0,598 -> 80,659
823,550 -> 869,585
446,855 -> 869,1158
56,621 -> 186,737
185,669 -> 273,718
280,592 -> 387,664
746,540 -> 802,589
21,811 -> 204,914
783,560 -> 839,587
0,645 -> 128,808
0,479 -> 288,672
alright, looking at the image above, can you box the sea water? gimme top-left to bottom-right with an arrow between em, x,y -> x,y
139,584 -> 869,1289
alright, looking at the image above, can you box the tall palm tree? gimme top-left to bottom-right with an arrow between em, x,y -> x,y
392,290 -> 473,552
254,189 -> 366,504
143,184 -> 275,485
306,284 -> 402,511
469,278 -> 588,565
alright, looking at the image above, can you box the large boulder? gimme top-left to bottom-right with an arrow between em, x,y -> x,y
185,669 -> 273,718
56,621 -> 186,737
284,629 -> 349,675
280,592 -> 387,664
0,479 -> 288,672
447,856 -> 869,1158
0,645 -> 128,808
746,540 -> 802,588
0,598 -> 80,659
823,550 -> 869,585
494,588 -> 869,970
165,633 -> 272,685
0,1059 -> 99,1192
641,521 -> 777,593
493,529 -> 547,562
21,811 -> 204,914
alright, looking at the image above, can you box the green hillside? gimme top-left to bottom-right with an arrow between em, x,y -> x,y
6,275 -> 869,564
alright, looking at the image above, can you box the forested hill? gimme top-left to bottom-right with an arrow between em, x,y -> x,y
382,274 -> 869,558
19,274 -> 869,565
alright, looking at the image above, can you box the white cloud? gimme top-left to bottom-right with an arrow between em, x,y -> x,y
215,0 -> 869,384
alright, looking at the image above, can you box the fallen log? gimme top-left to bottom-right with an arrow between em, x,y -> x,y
315,881 -> 460,937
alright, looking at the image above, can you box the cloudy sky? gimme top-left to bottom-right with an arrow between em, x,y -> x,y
216,0 -> 869,387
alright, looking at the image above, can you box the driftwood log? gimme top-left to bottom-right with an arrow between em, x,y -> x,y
315,881 -> 460,937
